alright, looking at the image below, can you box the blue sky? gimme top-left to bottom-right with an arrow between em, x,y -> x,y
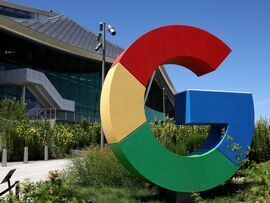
10,0 -> 270,119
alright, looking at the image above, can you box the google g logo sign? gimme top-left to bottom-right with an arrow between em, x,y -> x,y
100,25 -> 254,192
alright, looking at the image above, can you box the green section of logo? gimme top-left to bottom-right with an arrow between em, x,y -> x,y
109,123 -> 238,192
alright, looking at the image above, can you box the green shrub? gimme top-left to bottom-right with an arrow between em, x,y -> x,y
150,117 -> 209,155
249,118 -> 270,162
0,171 -> 78,203
0,120 -> 21,161
242,161 -> 270,201
150,117 -> 270,164
72,121 -> 100,149
0,98 -> 101,161
61,147 -> 159,202
0,98 -> 24,121
50,123 -> 74,158
0,98 -> 25,161
65,147 -> 147,188
2,99 -> 270,165
1,167 -> 158,203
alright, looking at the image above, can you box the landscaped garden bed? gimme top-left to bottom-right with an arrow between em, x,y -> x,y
1,99 -> 270,202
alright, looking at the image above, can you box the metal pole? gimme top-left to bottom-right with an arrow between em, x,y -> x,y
2,148 -> 7,167
21,85 -> 26,104
144,70 -> 156,104
162,88 -> 166,117
100,22 -> 106,150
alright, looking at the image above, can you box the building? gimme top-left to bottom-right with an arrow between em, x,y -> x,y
0,0 -> 176,123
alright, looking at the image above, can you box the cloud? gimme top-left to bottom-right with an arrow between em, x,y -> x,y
255,98 -> 270,107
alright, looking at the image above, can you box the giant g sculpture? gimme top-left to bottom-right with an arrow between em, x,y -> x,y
100,25 -> 254,192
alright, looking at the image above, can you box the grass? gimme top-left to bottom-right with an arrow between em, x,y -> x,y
72,186 -> 160,203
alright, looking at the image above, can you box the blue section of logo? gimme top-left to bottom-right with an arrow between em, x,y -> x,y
175,90 -> 254,165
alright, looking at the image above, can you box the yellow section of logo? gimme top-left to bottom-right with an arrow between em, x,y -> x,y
100,62 -> 146,144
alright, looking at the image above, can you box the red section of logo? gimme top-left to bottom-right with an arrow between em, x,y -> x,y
113,25 -> 231,87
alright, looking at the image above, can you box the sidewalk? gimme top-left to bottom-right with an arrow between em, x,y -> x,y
0,159 -> 71,193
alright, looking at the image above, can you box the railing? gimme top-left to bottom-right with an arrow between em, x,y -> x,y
28,108 -> 57,120
27,108 -> 100,123
27,106 -> 163,123
56,110 -> 100,123
145,106 -> 165,122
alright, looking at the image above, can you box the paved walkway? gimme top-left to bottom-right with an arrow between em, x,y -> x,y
0,159 -> 71,193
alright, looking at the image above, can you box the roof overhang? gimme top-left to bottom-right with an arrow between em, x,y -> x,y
0,15 -> 116,63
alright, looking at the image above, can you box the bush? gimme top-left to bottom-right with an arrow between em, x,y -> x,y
1,171 -> 78,203
0,98 -> 101,161
150,117 -> 209,155
72,121 -> 101,150
151,117 -> 270,164
1,164 -> 158,203
248,118 -> 270,162
61,147 -> 159,202
49,122 -> 100,158
50,123 -> 74,158
241,161 -> 270,201
65,146 -> 146,188
2,98 -> 270,165
0,98 -> 24,121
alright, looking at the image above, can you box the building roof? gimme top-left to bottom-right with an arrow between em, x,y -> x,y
6,15 -> 123,59
0,0 -> 122,63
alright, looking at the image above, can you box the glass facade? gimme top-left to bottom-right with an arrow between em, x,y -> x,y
0,60 -> 167,122
0,29 -> 105,121
0,59 -> 103,122
0,5 -> 49,19
44,71 -> 102,119
0,6 -> 173,123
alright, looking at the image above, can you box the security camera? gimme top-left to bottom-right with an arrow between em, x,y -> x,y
107,25 -> 116,36
95,42 -> 102,51
96,33 -> 102,41
99,22 -> 104,31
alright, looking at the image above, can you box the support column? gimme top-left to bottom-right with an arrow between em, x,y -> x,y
23,147 -> 28,164
44,145 -> 48,161
144,70 -> 156,104
162,88 -> 166,117
21,85 -> 26,104
2,148 -> 7,167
